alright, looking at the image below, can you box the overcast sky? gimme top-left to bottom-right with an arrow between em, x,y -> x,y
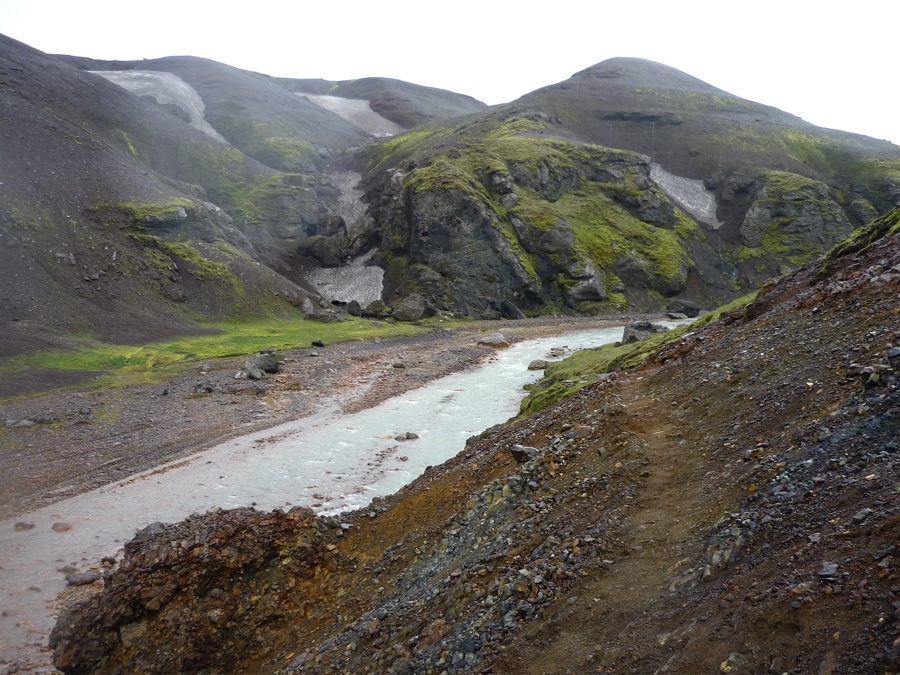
2,0 -> 897,145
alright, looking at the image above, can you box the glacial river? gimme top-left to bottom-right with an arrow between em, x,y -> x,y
0,323 -> 681,668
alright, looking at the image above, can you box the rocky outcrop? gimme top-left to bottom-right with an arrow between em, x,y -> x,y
739,173 -> 851,250
50,507 -> 342,673
362,132 -> 709,316
667,299 -> 701,317
622,320 -> 669,343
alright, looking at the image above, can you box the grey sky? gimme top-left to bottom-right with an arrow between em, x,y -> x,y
2,0 -> 897,145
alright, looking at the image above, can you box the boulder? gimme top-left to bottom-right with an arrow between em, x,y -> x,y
193,381 -> 214,394
65,571 -> 101,587
498,301 -> 526,320
363,299 -> 389,318
509,445 -> 541,463
888,347 -> 900,370
236,352 -> 281,380
565,260 -> 607,304
477,333 -> 510,348
622,321 -> 669,344
305,308 -> 344,323
391,293 -> 434,322
244,354 -> 280,374
235,366 -> 264,381
528,359 -> 549,370
666,299 -> 701,317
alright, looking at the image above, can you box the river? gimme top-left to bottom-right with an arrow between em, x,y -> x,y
0,323 -> 673,669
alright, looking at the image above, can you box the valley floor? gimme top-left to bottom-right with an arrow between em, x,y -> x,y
46,215 -> 900,674
0,317 -> 627,521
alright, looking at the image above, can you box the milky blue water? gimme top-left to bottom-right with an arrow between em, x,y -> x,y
0,322 -> 681,665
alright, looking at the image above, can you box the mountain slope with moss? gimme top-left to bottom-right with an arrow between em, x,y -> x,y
0,35 -> 329,365
354,110 -> 730,315
349,58 -> 899,316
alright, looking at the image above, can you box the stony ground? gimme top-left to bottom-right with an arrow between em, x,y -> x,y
0,317 -> 624,521
45,218 -> 900,674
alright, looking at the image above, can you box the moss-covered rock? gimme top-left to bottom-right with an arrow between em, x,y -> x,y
361,114 -> 718,315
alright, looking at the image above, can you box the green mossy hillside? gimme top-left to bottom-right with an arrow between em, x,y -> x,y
519,293 -> 757,416
366,113 -> 702,312
0,317 -> 434,397
732,170 -> 855,276
827,206 -> 900,259
174,142 -> 313,226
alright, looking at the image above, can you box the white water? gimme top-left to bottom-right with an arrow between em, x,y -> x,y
0,323 -> 670,668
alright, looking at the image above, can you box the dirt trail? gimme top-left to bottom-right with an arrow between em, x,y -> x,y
499,372 -> 737,673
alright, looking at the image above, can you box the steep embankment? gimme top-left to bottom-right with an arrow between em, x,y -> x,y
349,58 -> 900,317
50,209 -> 900,673
0,35 -> 334,368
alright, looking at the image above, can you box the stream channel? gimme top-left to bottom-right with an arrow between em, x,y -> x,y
0,322 -> 678,668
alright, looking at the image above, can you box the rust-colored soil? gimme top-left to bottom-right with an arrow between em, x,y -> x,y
48,224 -> 900,675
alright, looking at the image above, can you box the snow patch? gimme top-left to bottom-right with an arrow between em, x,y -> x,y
306,248 -> 384,307
303,94 -> 405,137
650,163 -> 722,229
92,70 -> 228,143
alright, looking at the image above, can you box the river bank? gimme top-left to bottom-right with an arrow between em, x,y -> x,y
0,316 -> 635,521
1,315 -> 640,673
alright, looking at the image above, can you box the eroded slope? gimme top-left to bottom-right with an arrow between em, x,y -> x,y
50,209 -> 900,674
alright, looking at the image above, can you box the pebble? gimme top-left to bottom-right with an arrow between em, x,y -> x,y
51,522 -> 73,532
13,522 -> 35,531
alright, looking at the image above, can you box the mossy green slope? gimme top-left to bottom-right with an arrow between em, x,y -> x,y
0,35 -> 327,365
363,110 -> 722,315
518,293 -> 757,416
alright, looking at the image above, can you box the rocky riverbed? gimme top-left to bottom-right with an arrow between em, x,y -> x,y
2,316 -> 637,673
44,211 -> 900,674
0,317 -> 632,522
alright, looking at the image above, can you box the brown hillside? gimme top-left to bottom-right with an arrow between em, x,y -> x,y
51,210 -> 900,674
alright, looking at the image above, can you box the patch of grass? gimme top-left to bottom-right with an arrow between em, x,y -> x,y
257,133 -> 318,168
518,293 -> 757,416
0,317 -> 435,398
117,198 -> 199,221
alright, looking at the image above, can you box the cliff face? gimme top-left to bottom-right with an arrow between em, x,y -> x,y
360,122 -> 731,315
51,209 -> 900,674
350,58 -> 900,317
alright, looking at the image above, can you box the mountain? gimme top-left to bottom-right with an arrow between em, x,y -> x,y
50,208 -> 900,673
5,36 -> 900,364
0,35 -> 484,372
277,76 -> 488,130
347,57 -> 900,317
0,34 -> 331,363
